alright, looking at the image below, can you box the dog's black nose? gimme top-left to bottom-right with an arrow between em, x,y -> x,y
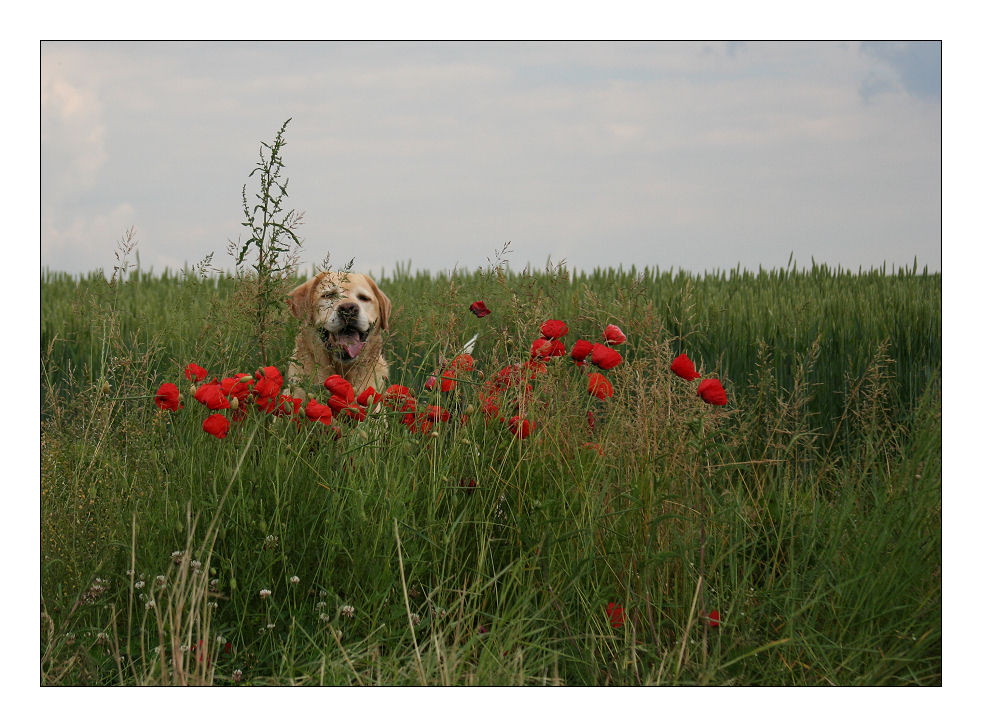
337,301 -> 359,318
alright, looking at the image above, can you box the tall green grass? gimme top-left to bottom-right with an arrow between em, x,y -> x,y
40,261 -> 940,685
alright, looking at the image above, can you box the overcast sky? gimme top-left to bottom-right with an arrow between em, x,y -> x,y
40,41 -> 940,278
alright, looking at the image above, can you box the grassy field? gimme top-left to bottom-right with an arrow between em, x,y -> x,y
40,259 -> 941,686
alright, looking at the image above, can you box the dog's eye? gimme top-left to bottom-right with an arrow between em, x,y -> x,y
321,290 -> 338,299
357,294 -> 371,302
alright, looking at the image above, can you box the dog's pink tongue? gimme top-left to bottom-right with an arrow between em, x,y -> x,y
343,339 -> 366,358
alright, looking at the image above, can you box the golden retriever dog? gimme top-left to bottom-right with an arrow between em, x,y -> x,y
286,271 -> 391,399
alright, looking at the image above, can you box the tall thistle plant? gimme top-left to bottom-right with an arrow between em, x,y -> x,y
229,118 -> 305,363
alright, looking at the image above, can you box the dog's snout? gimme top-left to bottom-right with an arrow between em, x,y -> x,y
337,301 -> 359,318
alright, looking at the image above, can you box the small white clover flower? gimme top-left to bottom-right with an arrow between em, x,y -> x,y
340,605 -> 355,619
145,599 -> 156,610
233,669 -> 243,683
155,575 -> 166,588
290,575 -> 300,585
171,551 -> 183,564
266,622 -> 276,630
410,612 -> 421,626
319,612 -> 331,622
135,580 -> 145,590
190,560 -> 202,573
259,588 -> 271,599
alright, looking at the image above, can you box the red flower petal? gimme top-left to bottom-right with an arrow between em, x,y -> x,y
469,300 -> 491,318
603,324 -> 626,345
356,386 -> 381,407
305,399 -> 334,425
587,372 -> 613,400
697,378 -> 727,406
569,339 -> 594,362
708,609 -> 721,627
670,354 -> 700,381
540,319 -> 568,339
194,382 -> 230,410
425,405 -> 451,423
424,375 -> 437,391
202,413 -> 230,439
530,338 -> 566,360
508,416 -> 534,439
154,382 -> 182,411
184,363 -> 208,383
590,343 -> 623,370
605,602 -> 625,628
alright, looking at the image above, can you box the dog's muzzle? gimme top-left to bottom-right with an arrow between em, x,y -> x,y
319,323 -> 373,361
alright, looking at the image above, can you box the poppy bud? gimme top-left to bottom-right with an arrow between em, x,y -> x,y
230,397 -> 239,410
463,404 -> 475,417
101,381 -> 111,395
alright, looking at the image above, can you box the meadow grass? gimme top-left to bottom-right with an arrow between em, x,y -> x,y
40,260 -> 940,685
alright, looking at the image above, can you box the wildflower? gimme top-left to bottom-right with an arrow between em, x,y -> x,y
316,602 -> 327,611
508,416 -> 534,439
184,363 -> 208,383
708,609 -> 721,627
383,384 -> 415,409
203,413 -> 231,439
171,550 -> 184,564
458,477 -> 476,489
194,382 -> 230,410
253,366 -> 283,399
356,386 -> 382,407
154,383 -> 182,411
603,324 -> 627,345
411,612 -> 421,626
569,339 -> 594,363
155,575 -> 167,588
341,605 -> 355,619
670,354 -> 700,381
540,319 -> 568,339
259,588 -> 271,599
190,560 -> 202,574
145,599 -> 156,610
323,375 -> 356,411
135,580 -> 145,590
263,534 -> 279,550
605,602 -> 625,628
587,372 -> 613,400
530,338 -> 566,360
319,612 -> 331,622
290,576 -> 300,585
220,374 -> 252,402
583,442 -> 605,456
341,404 -> 367,422
590,344 -> 623,370
697,378 -> 728,406
469,300 -> 491,317
425,405 -> 451,423
304,399 -> 334,426
424,375 -> 437,391
233,669 -> 243,683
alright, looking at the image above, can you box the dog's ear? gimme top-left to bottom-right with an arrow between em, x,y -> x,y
287,274 -> 323,320
368,277 -> 392,330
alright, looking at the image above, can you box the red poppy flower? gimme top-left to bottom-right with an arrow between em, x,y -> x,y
324,375 -> 356,412
356,387 -> 382,407
305,399 -> 334,425
590,343 -> 623,370
194,382 -> 230,410
469,300 -> 491,317
531,338 -> 566,360
221,374 -> 253,402
605,602 -> 625,628
481,398 -> 501,421
184,363 -> 208,383
342,404 -> 367,422
202,413 -> 230,439
383,384 -> 414,408
708,609 -> 721,627
540,319 -> 568,339
424,375 -> 437,391
603,324 -> 626,345
450,354 -> 475,372
586,410 -> 595,430
569,339 -> 594,363
459,478 -> 476,489
253,366 -> 283,399
154,382 -> 182,411
269,394 -> 303,417
583,442 -> 605,456
522,359 -> 548,379
587,372 -> 613,400
697,378 -> 727,406
508,416 -> 534,439
670,354 -> 700,381
425,405 -> 451,423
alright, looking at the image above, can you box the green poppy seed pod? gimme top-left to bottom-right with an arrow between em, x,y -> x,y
101,381 -> 111,395
230,397 -> 239,410
463,404 -> 475,417
189,384 -> 197,396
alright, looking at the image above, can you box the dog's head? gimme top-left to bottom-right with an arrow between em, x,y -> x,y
288,271 -> 391,363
